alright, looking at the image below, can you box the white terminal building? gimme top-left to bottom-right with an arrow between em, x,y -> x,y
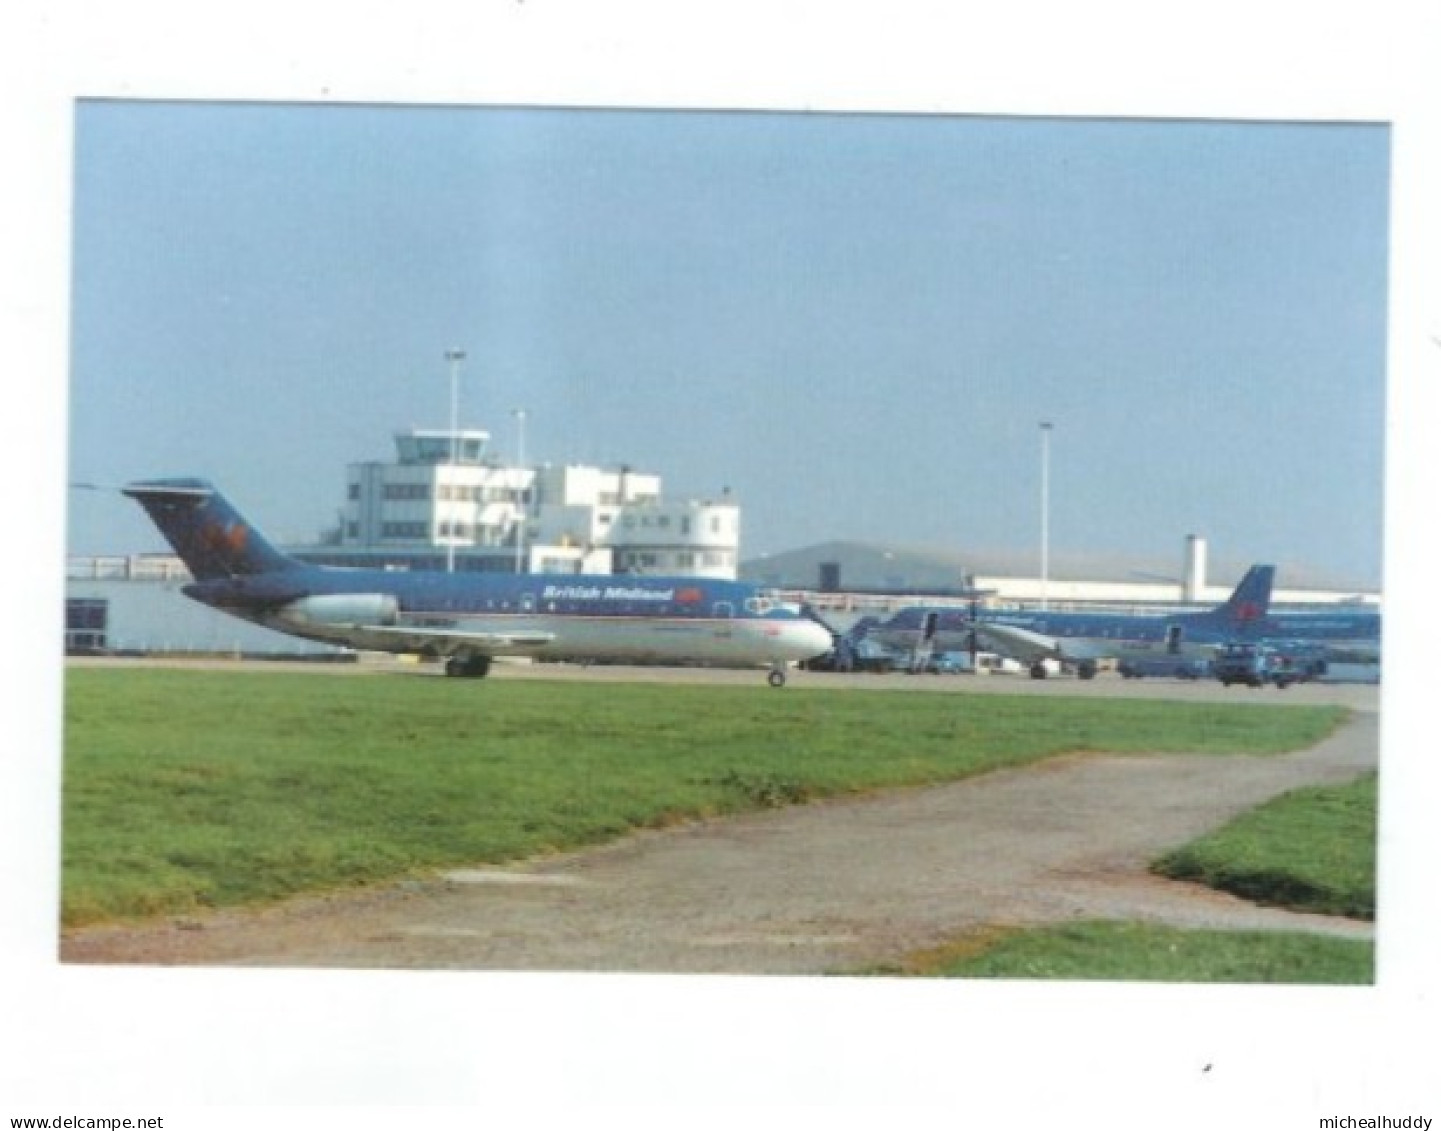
271,427 -> 738,579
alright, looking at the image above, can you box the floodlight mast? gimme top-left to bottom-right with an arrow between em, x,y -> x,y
1040,420 -> 1053,611
512,407 -> 527,574
443,347 -> 467,573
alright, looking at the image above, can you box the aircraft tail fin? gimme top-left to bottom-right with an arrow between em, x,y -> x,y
122,478 -> 301,580
1209,564 -> 1274,626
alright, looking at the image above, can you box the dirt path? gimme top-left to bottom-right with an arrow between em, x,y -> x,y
61,703 -> 1378,974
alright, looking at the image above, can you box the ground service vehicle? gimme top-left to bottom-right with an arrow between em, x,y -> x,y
1117,657 -> 1209,680
1212,642 -> 1325,689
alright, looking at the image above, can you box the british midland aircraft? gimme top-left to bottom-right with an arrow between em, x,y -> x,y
1243,608 -> 1381,665
122,478 -> 833,685
864,564 -> 1276,679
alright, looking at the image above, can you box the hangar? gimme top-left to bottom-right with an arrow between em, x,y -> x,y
742,536 -> 1380,616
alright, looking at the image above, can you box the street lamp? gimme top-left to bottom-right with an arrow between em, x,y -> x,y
1039,420 -> 1053,611
443,348 -> 466,573
512,407 -> 527,574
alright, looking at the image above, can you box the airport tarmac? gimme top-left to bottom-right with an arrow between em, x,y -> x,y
498,658 -> 1381,710
68,652 -> 1382,711
62,659 -> 1379,973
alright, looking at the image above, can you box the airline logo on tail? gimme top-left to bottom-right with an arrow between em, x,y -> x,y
198,518 -> 249,559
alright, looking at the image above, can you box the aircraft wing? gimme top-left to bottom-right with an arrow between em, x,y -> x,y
972,622 -> 1062,663
357,624 -> 557,655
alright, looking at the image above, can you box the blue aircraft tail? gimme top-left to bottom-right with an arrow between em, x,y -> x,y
122,478 -> 300,580
1206,564 -> 1274,627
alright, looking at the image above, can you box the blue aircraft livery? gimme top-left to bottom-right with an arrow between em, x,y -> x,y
866,565 -> 1279,679
123,479 -> 833,684
1243,608 -> 1381,665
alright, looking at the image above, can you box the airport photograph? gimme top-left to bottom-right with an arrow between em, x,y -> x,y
58,98 -> 1389,974
7,4 -> 1438,1124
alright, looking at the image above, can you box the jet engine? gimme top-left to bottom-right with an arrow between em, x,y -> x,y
276,593 -> 400,627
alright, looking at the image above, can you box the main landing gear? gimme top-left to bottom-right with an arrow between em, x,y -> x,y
444,655 -> 492,679
768,665 -> 788,688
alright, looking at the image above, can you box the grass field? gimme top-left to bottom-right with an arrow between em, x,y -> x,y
1153,771 -> 1378,919
885,920 -> 1373,983
61,667 -> 1347,926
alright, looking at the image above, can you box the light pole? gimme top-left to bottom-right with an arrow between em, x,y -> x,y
512,407 -> 527,574
443,348 -> 466,573
1039,420 -> 1053,610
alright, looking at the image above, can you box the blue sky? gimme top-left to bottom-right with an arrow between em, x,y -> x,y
67,102 -> 1389,585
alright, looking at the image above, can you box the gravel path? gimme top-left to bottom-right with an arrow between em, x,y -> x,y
61,682 -> 1378,974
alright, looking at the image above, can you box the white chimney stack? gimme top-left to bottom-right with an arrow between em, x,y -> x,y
1183,535 -> 1207,603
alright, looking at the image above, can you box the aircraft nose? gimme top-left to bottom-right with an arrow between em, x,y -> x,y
789,617 -> 836,660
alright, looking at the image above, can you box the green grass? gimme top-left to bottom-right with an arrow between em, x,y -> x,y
885,920 -> 1373,984
1153,772 -> 1378,919
61,667 -> 1347,926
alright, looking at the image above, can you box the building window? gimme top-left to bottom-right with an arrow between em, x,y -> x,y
66,598 -> 109,653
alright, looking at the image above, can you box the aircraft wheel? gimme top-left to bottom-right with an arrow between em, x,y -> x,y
768,668 -> 787,688
446,655 -> 492,678
1029,663 -> 1048,680
1077,661 -> 1098,681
